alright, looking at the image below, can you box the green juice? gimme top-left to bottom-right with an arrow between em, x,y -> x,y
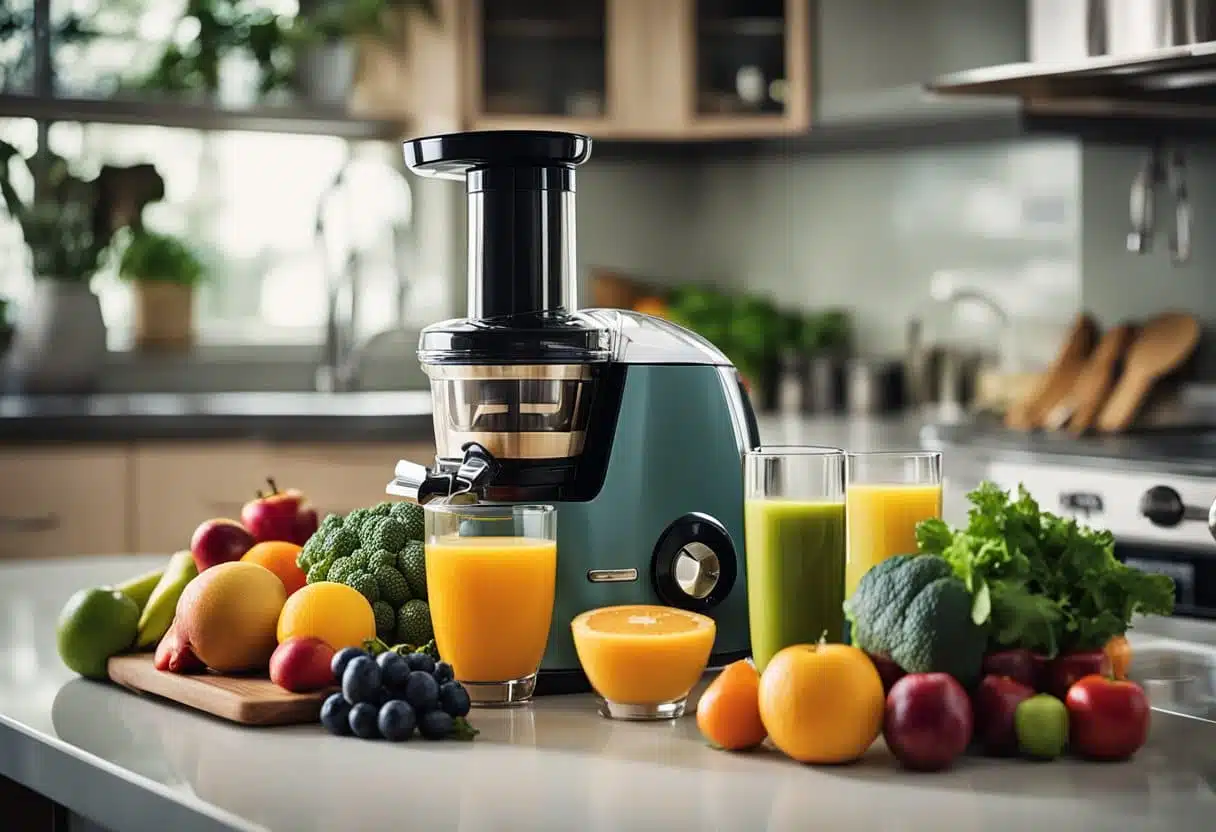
744,499 -> 847,673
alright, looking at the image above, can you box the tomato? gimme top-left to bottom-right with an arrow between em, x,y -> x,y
1065,674 -> 1151,761
1104,635 -> 1133,681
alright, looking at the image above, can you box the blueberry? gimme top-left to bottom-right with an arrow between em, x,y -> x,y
376,651 -> 411,691
438,681 -> 471,718
418,708 -> 454,741
348,702 -> 381,739
341,656 -> 382,705
378,699 -> 417,742
432,661 -> 455,685
404,670 -> 440,712
320,692 -> 352,736
405,652 -> 436,675
330,647 -> 366,682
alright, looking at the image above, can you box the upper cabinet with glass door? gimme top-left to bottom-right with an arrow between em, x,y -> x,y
688,0 -> 809,137
461,0 -> 809,140
464,0 -> 613,134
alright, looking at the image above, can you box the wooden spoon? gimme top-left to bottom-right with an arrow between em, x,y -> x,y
1045,323 -> 1137,435
1005,314 -> 1098,432
1096,312 -> 1201,434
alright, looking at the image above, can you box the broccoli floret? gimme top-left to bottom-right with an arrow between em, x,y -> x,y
844,554 -> 987,687
320,513 -> 343,532
349,548 -> 371,571
343,572 -> 380,604
358,516 -> 385,548
372,601 -> 396,640
368,549 -> 396,571
305,558 -> 333,584
326,556 -> 355,584
375,564 -> 412,606
396,599 -> 433,645
344,508 -> 373,535
398,540 -> 427,600
368,518 -> 408,553
370,502 -> 393,518
390,501 -> 425,540
324,526 -> 360,560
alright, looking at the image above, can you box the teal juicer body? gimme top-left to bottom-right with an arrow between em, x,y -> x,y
385,130 -> 759,694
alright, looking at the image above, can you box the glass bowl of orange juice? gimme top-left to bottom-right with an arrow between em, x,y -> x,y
571,605 -> 716,720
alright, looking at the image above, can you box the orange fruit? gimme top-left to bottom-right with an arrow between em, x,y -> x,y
632,296 -> 669,319
696,659 -> 766,751
758,642 -> 885,764
241,541 -> 306,596
1105,634 -> 1133,680
277,581 -> 376,651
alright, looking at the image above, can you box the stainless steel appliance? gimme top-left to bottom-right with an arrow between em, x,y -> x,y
962,434 -> 1216,618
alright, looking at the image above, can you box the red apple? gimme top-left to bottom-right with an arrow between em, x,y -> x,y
241,478 -> 318,546
883,673 -> 973,772
1066,674 -> 1151,761
154,620 -> 205,674
866,651 -> 907,696
982,649 -> 1038,691
270,637 -> 336,693
190,518 -> 256,572
973,674 -> 1036,756
1047,650 -> 1110,700
1031,653 -> 1052,692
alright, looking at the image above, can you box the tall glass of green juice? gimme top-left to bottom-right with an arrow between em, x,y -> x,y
744,446 -> 847,673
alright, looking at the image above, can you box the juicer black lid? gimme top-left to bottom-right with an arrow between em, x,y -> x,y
418,311 -> 610,365
403,130 -> 603,366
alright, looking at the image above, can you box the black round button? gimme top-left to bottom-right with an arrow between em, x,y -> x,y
651,513 -> 738,614
1140,485 -> 1185,527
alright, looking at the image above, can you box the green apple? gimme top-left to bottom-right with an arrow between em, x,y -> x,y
1015,693 -> 1069,760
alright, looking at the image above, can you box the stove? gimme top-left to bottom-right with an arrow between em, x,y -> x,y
923,422 -> 1216,620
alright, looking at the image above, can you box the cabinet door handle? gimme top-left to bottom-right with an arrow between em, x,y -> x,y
0,514 -> 60,533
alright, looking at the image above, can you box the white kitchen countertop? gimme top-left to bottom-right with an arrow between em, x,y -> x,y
3,556 -> 1215,832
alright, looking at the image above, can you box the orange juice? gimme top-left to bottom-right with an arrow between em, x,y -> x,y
426,535 -> 556,683
845,483 -> 942,596
571,605 -> 715,706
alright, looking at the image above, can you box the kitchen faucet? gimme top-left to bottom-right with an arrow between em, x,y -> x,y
313,164 -> 412,393
938,285 -> 1017,373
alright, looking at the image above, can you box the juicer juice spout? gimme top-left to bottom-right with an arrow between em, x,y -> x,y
385,442 -> 501,505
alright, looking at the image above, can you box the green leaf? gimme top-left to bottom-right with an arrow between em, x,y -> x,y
450,716 -> 479,741
971,579 -> 992,626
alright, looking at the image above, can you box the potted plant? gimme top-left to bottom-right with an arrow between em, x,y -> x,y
117,229 -> 207,351
0,141 -> 164,392
289,0 -> 439,107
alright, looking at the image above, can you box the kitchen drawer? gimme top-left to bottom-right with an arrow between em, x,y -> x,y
133,442 -> 270,554
267,442 -> 436,517
0,445 -> 131,559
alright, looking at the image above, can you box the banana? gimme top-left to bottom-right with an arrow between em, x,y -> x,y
111,567 -> 166,614
135,550 -> 198,650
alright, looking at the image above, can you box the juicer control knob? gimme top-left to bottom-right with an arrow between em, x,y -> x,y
651,513 -> 738,614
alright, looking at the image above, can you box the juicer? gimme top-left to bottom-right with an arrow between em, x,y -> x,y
385,130 -> 759,694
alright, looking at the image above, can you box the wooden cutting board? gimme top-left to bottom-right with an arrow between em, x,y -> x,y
1047,322 -> 1137,435
107,653 -> 333,726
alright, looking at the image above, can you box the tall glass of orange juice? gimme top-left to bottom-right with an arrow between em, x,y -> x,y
844,451 -> 943,600
424,503 -> 557,706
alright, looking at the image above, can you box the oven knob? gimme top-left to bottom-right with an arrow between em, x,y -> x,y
1140,485 -> 1185,527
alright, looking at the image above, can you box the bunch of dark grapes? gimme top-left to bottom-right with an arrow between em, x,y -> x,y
319,647 -> 475,742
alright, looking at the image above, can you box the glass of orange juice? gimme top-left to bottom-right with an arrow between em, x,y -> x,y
424,503 -> 557,706
844,451 -> 943,600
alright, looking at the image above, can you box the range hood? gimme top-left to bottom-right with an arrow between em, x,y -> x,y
929,0 -> 1216,121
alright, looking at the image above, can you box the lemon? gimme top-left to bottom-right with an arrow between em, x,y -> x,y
277,581 -> 376,651
57,588 -> 140,679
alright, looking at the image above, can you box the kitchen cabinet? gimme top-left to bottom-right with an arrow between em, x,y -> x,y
132,442 -> 436,554
0,446 -> 130,559
132,443 -> 272,555
460,0 -> 809,139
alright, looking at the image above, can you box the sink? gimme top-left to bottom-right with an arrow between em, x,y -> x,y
1128,645 -> 1216,722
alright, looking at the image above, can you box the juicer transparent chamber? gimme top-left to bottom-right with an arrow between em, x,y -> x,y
425,363 -> 597,461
